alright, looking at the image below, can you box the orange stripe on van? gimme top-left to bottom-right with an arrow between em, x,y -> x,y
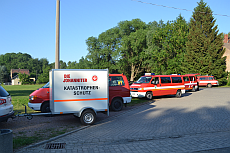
54,98 -> 108,102
150,87 -> 185,91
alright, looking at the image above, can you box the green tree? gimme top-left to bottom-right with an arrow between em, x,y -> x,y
183,0 -> 227,85
36,66 -> 51,84
0,65 -> 8,83
85,27 -> 119,72
117,19 -> 148,81
145,15 -> 189,75
18,73 -> 33,85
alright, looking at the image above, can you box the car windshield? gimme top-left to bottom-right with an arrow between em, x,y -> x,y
136,76 -> 152,83
42,82 -> 50,88
0,86 -> 9,97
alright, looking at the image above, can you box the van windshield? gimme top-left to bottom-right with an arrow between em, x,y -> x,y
136,76 -> 152,83
0,86 -> 9,97
42,82 -> 50,88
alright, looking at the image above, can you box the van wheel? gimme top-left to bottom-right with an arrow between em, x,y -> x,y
41,103 -> 50,113
146,92 -> 153,100
197,85 -> 199,91
80,110 -> 96,125
176,90 -> 182,98
207,83 -> 212,88
192,86 -> 196,92
111,98 -> 123,111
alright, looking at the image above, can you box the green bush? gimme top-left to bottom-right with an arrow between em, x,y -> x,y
227,78 -> 230,86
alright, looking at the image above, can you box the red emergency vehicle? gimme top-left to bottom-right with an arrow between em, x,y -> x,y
182,73 -> 199,92
197,75 -> 219,88
130,73 -> 185,99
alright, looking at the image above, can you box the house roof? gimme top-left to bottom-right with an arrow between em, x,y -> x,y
12,74 -> 19,80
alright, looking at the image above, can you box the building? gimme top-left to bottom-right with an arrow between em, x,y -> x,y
11,75 -> 21,85
223,34 -> 230,72
10,69 -> 30,85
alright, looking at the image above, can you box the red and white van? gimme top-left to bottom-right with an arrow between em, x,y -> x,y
130,73 -> 185,99
197,76 -> 219,88
28,73 -> 131,112
183,73 -> 199,92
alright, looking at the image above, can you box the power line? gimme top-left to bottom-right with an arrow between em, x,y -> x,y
131,0 -> 230,18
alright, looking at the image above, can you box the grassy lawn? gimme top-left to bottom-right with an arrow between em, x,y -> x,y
129,97 -> 149,105
2,84 -> 45,114
13,128 -> 69,149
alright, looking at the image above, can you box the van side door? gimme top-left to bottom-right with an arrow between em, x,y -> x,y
159,77 -> 172,95
171,77 -> 183,94
151,77 -> 162,96
183,76 -> 190,90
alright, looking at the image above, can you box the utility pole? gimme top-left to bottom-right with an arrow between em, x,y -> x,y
55,0 -> 60,69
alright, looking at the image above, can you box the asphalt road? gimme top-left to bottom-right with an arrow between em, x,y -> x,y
16,87 -> 230,153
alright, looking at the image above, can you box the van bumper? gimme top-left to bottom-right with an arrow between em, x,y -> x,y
28,102 -> 42,111
123,97 -> 132,103
130,92 -> 146,98
181,89 -> 186,94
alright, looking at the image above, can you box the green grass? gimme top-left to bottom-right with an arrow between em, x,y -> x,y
13,135 -> 42,149
13,128 -> 69,149
130,97 -> 149,105
2,84 -> 45,113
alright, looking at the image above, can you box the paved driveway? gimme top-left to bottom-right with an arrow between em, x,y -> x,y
16,87 -> 230,153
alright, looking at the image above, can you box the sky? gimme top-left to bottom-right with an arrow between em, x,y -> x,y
0,0 -> 230,64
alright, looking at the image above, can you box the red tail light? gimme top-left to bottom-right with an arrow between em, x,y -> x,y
0,99 -> 6,105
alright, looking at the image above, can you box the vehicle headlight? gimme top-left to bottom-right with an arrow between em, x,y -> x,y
30,96 -> 37,101
138,88 -> 143,90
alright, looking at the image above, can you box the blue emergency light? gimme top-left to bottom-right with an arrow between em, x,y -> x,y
145,73 -> 155,76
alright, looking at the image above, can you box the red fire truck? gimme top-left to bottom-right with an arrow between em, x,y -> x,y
130,73 -> 185,99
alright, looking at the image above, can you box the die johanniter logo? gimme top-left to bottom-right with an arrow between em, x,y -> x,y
92,75 -> 98,81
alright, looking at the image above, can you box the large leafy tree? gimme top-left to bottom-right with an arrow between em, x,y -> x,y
183,0 -> 227,85
85,27 -> 119,73
117,19 -> 147,81
145,15 -> 189,75
18,73 -> 33,85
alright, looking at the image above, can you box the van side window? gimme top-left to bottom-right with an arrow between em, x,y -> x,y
209,77 -> 214,80
172,77 -> 182,83
183,77 -> 189,81
151,77 -> 159,84
109,76 -> 125,86
189,76 -> 195,81
199,77 -> 205,80
161,77 -> 171,83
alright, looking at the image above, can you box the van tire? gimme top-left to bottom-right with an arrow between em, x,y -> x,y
80,109 -> 96,125
207,83 -> 212,88
176,90 -> 182,98
111,98 -> 123,111
146,92 -> 153,100
192,86 -> 196,92
41,102 -> 50,113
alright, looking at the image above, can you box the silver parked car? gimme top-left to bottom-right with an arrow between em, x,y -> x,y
0,85 -> 14,122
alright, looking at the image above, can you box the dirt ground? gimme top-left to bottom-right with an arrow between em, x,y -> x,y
0,104 -> 144,139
